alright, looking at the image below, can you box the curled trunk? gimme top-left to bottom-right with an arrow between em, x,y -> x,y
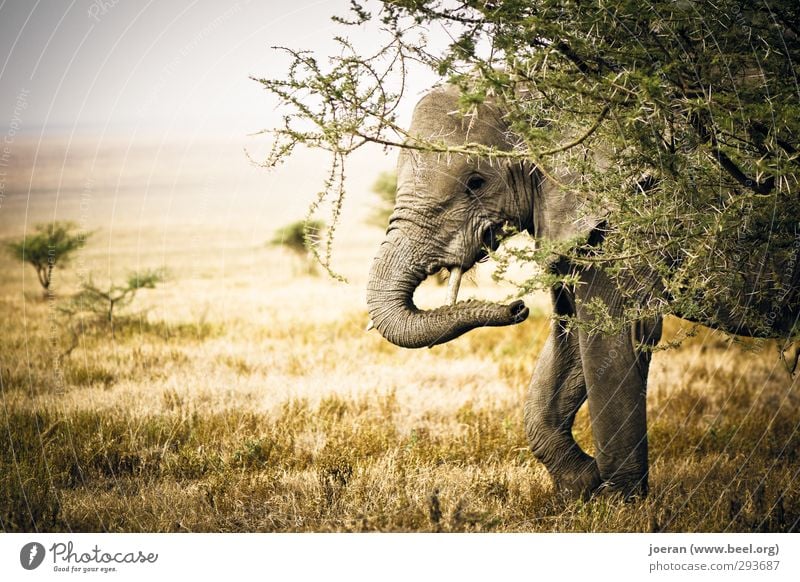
366,230 -> 528,349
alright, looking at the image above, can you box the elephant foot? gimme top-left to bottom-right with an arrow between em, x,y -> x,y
594,477 -> 649,502
552,461 -> 602,501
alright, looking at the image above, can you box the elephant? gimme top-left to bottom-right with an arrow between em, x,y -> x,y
366,84 -> 800,500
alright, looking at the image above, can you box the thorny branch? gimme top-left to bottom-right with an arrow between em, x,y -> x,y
256,0 -> 800,340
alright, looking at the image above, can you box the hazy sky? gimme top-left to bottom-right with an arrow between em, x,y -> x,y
0,0 -> 452,259
0,0 -> 437,137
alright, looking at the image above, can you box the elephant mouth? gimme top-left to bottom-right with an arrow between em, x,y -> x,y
474,221 -> 506,264
424,221 -> 523,310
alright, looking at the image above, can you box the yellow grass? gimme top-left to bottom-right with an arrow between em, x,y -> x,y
1,138 -> 798,532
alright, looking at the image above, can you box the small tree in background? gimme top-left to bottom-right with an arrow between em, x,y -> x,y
270,219 -> 326,275
55,268 -> 168,355
5,221 -> 91,297
59,269 -> 166,332
367,171 -> 397,229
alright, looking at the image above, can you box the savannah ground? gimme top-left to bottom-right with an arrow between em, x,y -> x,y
1,138 -> 799,533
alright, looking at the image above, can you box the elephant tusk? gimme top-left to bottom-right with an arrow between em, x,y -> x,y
365,319 -> 375,332
446,266 -> 463,306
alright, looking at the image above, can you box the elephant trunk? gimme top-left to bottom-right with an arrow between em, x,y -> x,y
366,230 -> 529,349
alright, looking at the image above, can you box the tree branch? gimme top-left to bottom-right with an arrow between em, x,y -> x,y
539,106 -> 610,156
709,147 -> 775,195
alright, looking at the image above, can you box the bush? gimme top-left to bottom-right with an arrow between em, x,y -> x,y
270,220 -> 326,275
58,269 -> 166,342
367,171 -> 397,229
256,0 -> 800,337
5,221 -> 91,296
271,219 -> 325,255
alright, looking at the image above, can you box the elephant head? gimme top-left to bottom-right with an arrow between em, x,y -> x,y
366,86 -> 603,349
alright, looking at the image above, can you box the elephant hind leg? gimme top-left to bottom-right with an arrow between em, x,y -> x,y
525,289 -> 601,499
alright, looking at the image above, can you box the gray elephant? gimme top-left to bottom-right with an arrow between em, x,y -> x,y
366,85 -> 799,500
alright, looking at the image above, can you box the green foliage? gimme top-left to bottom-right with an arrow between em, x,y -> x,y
5,221 -> 91,294
270,220 -> 326,276
258,0 -> 800,338
270,219 -> 325,255
368,171 -> 397,229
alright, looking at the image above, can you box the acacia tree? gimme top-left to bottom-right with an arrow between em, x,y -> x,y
57,269 -> 166,346
69,269 -> 166,324
257,0 -> 800,338
5,222 -> 91,297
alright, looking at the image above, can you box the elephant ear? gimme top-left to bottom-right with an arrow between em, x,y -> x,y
532,172 -> 608,245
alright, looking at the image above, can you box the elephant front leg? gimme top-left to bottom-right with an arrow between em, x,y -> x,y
525,319 -> 601,499
579,329 -> 649,499
577,312 -> 662,499
572,266 -> 663,500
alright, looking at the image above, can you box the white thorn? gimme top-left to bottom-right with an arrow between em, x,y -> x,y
446,266 -> 463,307
365,320 -> 375,332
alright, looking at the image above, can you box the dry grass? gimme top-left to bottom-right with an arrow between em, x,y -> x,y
2,139 -> 799,532
2,249 -> 799,532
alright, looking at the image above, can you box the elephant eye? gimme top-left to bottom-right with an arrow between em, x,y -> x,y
466,175 -> 486,192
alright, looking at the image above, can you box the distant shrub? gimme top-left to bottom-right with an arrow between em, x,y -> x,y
5,221 -> 91,296
271,219 -> 324,254
270,219 -> 325,275
367,171 -> 396,229
63,269 -> 166,323
59,269 -> 167,343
